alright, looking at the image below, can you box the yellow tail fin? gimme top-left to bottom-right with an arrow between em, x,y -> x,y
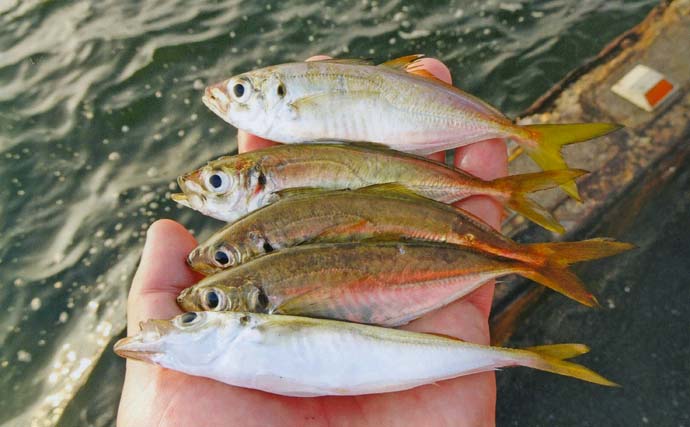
516,344 -> 619,387
526,238 -> 636,265
519,262 -> 599,307
492,169 -> 588,234
515,238 -> 634,307
519,123 -> 623,200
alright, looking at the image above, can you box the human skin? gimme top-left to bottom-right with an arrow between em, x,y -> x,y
117,56 -> 507,427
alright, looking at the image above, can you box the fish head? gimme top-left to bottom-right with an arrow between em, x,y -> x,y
177,283 -> 244,313
113,312 -> 251,367
177,281 -> 271,314
203,67 -> 293,136
172,158 -> 251,222
187,241 -> 239,275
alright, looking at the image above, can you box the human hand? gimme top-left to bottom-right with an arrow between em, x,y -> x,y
117,57 -> 507,427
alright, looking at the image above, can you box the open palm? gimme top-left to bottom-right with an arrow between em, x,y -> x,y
117,59 -> 507,427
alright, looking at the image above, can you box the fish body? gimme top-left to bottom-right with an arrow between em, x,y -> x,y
203,56 -> 621,199
114,311 -> 616,397
187,184 -> 519,275
173,143 -> 585,232
178,240 -> 610,322
186,185 -> 633,307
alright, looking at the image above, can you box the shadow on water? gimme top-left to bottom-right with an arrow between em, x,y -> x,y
496,152 -> 690,426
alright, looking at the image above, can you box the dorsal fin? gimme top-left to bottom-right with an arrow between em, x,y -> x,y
311,58 -> 374,66
378,54 -> 425,70
379,54 -> 449,85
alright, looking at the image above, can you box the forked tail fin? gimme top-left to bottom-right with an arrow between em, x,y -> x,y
518,123 -> 622,200
513,344 -> 619,387
491,169 -> 588,234
516,238 -> 634,307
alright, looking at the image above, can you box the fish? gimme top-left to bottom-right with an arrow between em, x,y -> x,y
171,143 -> 587,233
186,184 -> 633,301
113,311 -> 616,397
202,55 -> 622,199
178,240 -> 604,324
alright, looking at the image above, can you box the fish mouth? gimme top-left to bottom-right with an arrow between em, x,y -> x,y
202,85 -> 230,118
114,336 -> 161,363
113,320 -> 172,363
171,192 -> 191,208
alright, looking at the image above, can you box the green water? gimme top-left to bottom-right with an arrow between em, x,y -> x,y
0,1 -> 658,425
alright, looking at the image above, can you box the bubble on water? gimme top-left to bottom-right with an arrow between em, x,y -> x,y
121,125 -> 129,133
518,16 -> 524,22
88,247 -> 98,255
53,281 -> 63,289
231,47 -> 238,53
38,339 -> 46,346
155,90 -> 162,98
308,35 -> 315,42
184,98 -> 190,105
17,190 -> 25,196
102,138 -> 109,145
229,31 -> 236,38
265,4 -> 272,10
86,300 -> 99,313
393,12 -> 405,21
190,113 -> 197,121
499,3 -> 522,12
388,37 -> 396,45
368,48 -> 376,54
454,8 -> 464,18
95,229 -> 104,238
398,29 -> 430,40
55,199 -> 64,206
108,152 -> 120,161
483,28 -> 491,35
161,116 -> 169,124
58,312 -> 69,323
269,45 -> 277,52
146,167 -> 158,177
531,11 -> 544,18
209,127 -> 217,134
30,298 -> 41,311
14,278 -> 25,287
153,133 -> 162,141
178,129 -> 185,137
1,360 -> 8,368
17,350 -> 32,363
193,79 -> 204,90
114,223 -> 123,231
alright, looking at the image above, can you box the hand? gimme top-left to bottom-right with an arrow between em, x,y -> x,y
117,57 -> 507,427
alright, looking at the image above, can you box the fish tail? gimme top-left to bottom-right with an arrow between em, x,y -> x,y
525,238 -> 636,266
491,169 -> 588,234
517,260 -> 599,307
514,238 -> 635,306
516,123 -> 623,200
511,344 -> 619,387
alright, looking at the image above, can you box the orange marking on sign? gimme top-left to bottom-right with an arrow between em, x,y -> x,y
645,79 -> 673,107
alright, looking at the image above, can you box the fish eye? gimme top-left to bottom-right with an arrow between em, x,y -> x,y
202,288 -> 225,311
177,312 -> 202,327
276,83 -> 285,97
227,79 -> 252,103
205,171 -> 231,193
213,247 -> 234,267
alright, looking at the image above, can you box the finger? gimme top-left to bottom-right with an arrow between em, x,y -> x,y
237,131 -> 279,154
127,219 -> 202,333
453,138 -> 508,318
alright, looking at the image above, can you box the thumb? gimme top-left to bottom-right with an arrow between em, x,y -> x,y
127,219 -> 202,333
